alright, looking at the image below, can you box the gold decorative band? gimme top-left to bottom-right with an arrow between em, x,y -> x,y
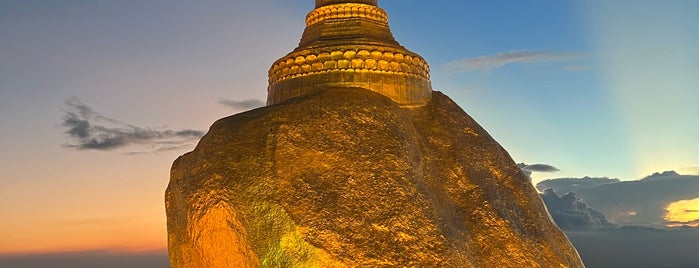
269,49 -> 430,85
268,1 -> 433,106
315,0 -> 377,8
306,3 -> 388,27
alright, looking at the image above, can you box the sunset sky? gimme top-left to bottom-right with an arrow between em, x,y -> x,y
1,0 -> 697,262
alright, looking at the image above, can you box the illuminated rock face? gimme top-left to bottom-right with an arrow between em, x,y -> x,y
166,0 -> 583,267
166,89 -> 584,267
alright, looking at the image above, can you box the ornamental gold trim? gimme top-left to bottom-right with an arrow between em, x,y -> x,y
267,1 -> 433,106
269,49 -> 430,85
306,3 -> 388,27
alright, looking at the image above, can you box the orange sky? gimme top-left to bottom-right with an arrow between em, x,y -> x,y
0,150 -> 179,254
665,197 -> 699,227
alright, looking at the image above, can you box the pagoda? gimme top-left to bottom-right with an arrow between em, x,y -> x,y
267,0 -> 432,107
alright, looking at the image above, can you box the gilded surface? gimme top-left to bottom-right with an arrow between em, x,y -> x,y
166,88 -> 585,267
267,1 -> 432,106
305,3 -> 388,27
167,1 -> 584,267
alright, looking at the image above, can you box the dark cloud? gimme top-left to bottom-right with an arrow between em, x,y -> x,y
517,163 -> 559,181
537,172 -> 699,226
538,171 -> 699,266
0,251 -> 169,268
540,189 -> 614,230
219,99 -> 265,110
61,97 -> 204,152
666,220 -> 699,229
522,163 -> 560,172
446,50 -> 585,73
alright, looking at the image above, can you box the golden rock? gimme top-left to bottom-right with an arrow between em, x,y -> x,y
166,89 -> 583,267
166,1 -> 584,267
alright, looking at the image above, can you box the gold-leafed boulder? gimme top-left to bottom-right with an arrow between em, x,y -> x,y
166,89 -> 583,267
166,1 -> 584,267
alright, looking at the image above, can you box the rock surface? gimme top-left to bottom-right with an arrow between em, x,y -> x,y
166,88 -> 584,267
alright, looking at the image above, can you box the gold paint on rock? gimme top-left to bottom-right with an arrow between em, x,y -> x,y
166,0 -> 584,267
166,88 -> 585,267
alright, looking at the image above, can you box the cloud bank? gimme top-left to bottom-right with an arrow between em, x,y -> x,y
61,97 -> 204,152
537,171 -> 699,226
446,50 -> 584,73
540,189 -> 613,230
537,171 -> 699,267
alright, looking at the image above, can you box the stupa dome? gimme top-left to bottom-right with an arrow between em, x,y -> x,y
267,0 -> 432,107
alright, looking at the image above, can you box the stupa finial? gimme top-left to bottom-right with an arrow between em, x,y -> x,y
267,0 -> 432,107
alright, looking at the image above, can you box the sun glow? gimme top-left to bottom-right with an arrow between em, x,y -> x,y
665,197 -> 699,227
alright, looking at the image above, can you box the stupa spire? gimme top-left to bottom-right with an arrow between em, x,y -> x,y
267,0 -> 432,107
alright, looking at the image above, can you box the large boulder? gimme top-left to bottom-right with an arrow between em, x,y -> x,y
166,88 -> 583,267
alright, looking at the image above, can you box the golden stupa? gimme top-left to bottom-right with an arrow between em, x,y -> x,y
166,1 -> 585,267
267,0 -> 432,107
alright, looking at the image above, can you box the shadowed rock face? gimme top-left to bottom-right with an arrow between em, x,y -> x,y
166,88 -> 584,267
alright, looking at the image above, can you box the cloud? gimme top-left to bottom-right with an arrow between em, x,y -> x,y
522,163 -> 560,172
446,50 -> 585,73
536,177 -> 620,194
60,97 -> 204,152
540,188 -> 614,230
517,163 -> 560,181
219,99 -> 265,110
537,172 -> 699,227
54,216 -> 142,227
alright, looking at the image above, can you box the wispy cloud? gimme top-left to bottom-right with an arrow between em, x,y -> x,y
60,97 -> 204,153
522,163 -> 561,173
219,99 -> 264,110
54,216 -> 143,227
518,163 -> 560,181
446,50 -> 585,73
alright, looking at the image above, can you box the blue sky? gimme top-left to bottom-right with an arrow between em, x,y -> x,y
0,0 -> 697,255
385,0 -> 699,180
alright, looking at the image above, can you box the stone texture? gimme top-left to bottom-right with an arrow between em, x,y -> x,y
166,88 -> 584,267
